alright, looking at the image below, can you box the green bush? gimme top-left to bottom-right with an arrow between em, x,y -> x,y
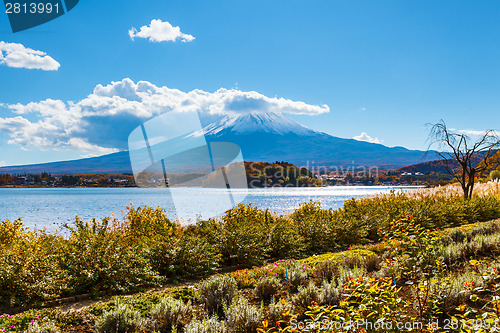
5,183 -> 500,309
337,192 -> 500,242
437,227 -> 500,266
0,218 -> 26,246
26,320 -> 61,333
125,205 -> 177,242
184,316 -> 228,333
363,254 -> 382,272
490,170 -> 500,181
197,275 -> 238,315
431,270 -> 484,315
149,234 -> 221,280
0,220 -> 68,307
314,260 -> 337,281
254,276 -> 282,301
304,276 -> 404,331
292,282 -> 320,308
469,220 -> 500,238
224,295 -> 264,333
210,204 -> 270,265
290,201 -> 338,254
286,264 -> 309,291
61,217 -> 158,294
265,214 -> 305,259
96,301 -> 147,333
318,279 -> 342,306
149,296 -> 192,332
341,255 -> 363,269
335,265 -> 367,287
447,228 -> 467,243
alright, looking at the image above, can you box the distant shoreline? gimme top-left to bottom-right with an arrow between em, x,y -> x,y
0,185 -> 136,189
0,184 -> 425,189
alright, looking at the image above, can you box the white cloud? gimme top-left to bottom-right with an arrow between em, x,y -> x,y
353,132 -> 382,144
0,78 -> 330,154
0,41 -> 60,71
129,19 -> 195,43
459,129 -> 489,136
0,161 -> 5,167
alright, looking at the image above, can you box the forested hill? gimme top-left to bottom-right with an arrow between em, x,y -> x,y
397,150 -> 500,175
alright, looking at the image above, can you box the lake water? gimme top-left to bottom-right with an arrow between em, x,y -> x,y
0,186 -> 418,232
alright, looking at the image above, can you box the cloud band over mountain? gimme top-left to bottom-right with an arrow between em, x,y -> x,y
0,79 -> 329,155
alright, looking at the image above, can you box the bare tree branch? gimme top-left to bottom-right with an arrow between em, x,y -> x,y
427,121 -> 500,199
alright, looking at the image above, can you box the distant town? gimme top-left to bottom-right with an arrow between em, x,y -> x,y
317,170 -> 451,186
0,166 -> 452,188
0,172 -> 136,187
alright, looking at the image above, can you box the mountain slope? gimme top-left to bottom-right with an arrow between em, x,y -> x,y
397,150 -> 500,175
201,113 -> 434,168
0,151 -> 132,175
0,112 -> 436,174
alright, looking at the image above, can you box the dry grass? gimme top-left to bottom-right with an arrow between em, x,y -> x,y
402,180 -> 500,199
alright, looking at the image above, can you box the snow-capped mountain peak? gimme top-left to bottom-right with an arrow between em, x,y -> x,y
198,112 -> 320,137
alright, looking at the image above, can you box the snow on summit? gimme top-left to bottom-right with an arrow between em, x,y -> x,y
200,112 -> 319,137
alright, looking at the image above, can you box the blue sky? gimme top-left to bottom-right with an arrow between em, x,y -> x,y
1,0 -> 500,166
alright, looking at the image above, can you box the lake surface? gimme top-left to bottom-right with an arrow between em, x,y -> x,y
0,186 -> 418,232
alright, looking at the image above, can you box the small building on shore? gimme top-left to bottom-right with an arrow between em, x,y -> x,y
14,176 -> 27,185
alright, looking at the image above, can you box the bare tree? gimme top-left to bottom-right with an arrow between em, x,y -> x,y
428,120 -> 500,199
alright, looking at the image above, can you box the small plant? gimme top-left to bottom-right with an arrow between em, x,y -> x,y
363,254 -> 382,272
184,316 -> 228,333
254,276 -> 282,301
96,301 -> 147,333
149,296 -> 192,332
304,276 -> 405,332
286,264 -> 309,291
267,297 -> 293,327
469,220 -> 500,238
292,282 -> 320,308
314,260 -> 337,281
318,279 -> 342,306
430,270 -> 484,315
342,255 -> 363,269
379,216 -> 445,326
336,264 -> 367,286
490,170 -> 500,181
197,275 -> 238,315
454,260 -> 500,329
448,228 -> 467,243
225,295 -> 264,333
26,320 -> 61,333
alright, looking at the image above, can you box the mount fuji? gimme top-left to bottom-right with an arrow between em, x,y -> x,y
200,112 -> 432,168
201,112 -> 318,137
0,112 -> 434,174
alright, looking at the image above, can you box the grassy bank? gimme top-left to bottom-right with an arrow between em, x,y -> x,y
4,218 -> 500,332
2,182 -> 500,331
2,182 -> 500,309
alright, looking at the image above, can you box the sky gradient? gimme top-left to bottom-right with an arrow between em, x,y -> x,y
1,0 -> 500,166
